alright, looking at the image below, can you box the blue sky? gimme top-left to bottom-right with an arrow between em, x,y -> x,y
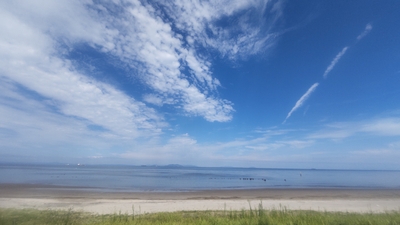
1,0 -> 399,169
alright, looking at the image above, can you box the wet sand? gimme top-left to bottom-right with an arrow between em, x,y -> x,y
1,184 -> 400,214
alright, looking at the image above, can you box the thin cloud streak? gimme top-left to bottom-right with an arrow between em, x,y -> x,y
323,46 -> 348,79
283,23 -> 373,124
357,23 -> 372,40
322,23 -> 372,79
283,82 -> 319,123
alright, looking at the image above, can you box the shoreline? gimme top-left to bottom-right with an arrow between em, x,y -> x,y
1,183 -> 400,214
1,183 -> 400,200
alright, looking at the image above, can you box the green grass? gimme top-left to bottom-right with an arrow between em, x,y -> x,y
1,205 -> 400,225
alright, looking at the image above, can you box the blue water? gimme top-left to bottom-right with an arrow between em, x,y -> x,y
1,164 -> 399,191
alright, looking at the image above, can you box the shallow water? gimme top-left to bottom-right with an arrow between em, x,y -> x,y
1,164 -> 399,191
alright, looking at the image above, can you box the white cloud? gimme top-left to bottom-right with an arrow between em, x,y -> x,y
349,145 -> 400,168
321,23 -> 372,79
323,46 -> 349,79
361,118 -> 400,136
351,149 -> 395,156
118,116 -> 400,167
279,140 -> 315,149
119,130 -> 317,166
0,0 -> 239,123
1,0 -> 314,166
283,83 -> 319,123
310,117 -> 400,139
357,23 -> 372,41
388,141 -> 400,148
0,78 -> 132,156
120,133 -> 199,163
143,94 -> 164,106
158,0 -> 284,59
99,0 -> 236,122
244,140 -> 313,151
0,0 -> 286,125
116,0 -> 284,120
0,2 -> 168,156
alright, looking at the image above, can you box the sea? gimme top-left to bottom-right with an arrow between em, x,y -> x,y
1,164 -> 399,192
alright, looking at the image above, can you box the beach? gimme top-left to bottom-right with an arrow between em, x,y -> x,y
1,184 -> 400,214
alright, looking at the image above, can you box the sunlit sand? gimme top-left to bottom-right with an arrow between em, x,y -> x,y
1,184 -> 399,214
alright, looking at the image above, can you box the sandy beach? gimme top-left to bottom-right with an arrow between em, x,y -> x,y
1,184 -> 400,214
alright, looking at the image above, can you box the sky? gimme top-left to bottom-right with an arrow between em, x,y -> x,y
1,0 -> 400,169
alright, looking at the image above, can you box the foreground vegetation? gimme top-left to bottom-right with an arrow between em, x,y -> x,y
1,205 -> 400,225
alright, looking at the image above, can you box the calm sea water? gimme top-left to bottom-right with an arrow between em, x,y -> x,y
1,164 -> 399,191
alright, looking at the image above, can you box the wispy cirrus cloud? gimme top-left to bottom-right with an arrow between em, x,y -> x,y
322,46 -> 349,79
2,0 -> 259,125
107,0 -> 283,121
0,0 -> 168,138
93,0 -> 233,122
0,0 -> 284,138
283,83 -> 319,123
158,0 -> 284,60
0,0 -> 287,162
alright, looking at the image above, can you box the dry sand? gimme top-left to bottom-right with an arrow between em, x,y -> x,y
1,184 -> 400,214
